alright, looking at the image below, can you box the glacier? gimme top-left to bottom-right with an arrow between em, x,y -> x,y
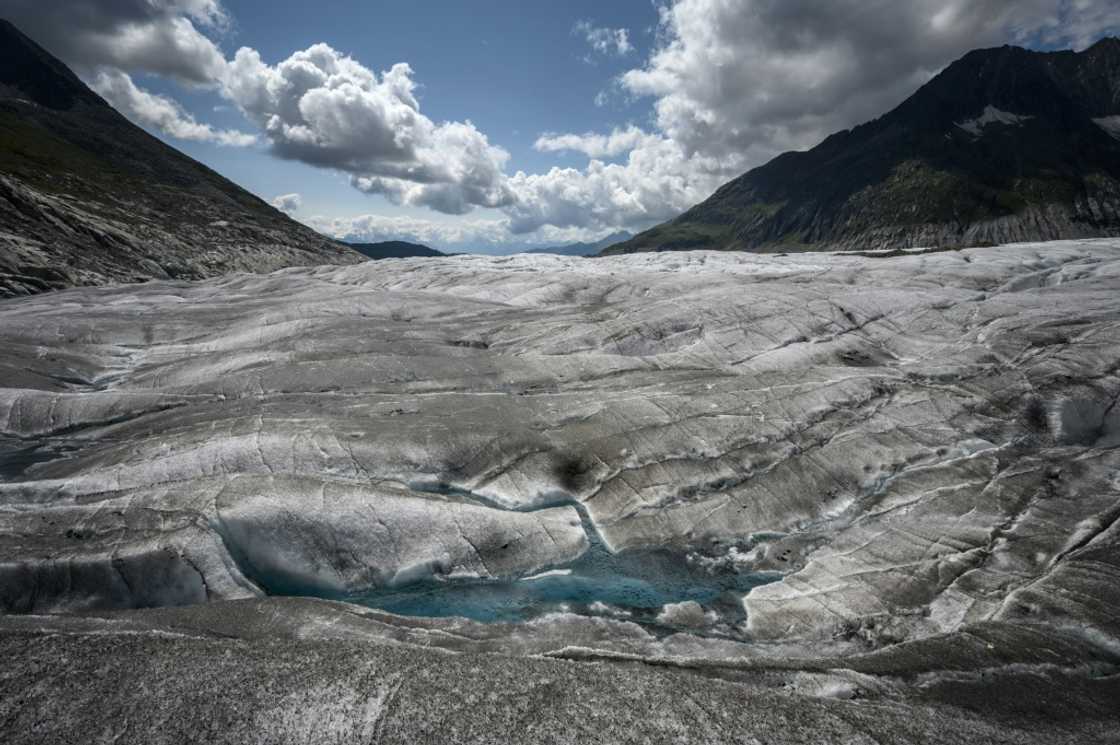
1,240 -> 1120,743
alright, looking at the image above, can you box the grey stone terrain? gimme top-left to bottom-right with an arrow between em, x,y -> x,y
2,241 -> 1120,742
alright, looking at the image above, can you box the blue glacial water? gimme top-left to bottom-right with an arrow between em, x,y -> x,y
343,497 -> 781,626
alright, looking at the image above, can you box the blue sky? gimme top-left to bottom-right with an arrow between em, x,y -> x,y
9,1 -> 1120,252
147,0 -> 659,248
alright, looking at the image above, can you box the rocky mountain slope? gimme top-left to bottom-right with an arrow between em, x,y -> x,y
348,240 -> 445,260
0,19 -> 361,297
607,39 -> 1120,255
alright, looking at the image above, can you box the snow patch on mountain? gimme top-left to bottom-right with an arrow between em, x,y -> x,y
1094,115 -> 1120,140
954,105 -> 1034,136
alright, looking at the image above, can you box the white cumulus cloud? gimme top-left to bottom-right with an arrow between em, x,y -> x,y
91,69 -> 256,146
223,44 -> 514,215
505,134 -> 728,234
574,21 -> 634,57
271,193 -> 302,213
534,125 -> 650,158
5,0 -> 230,85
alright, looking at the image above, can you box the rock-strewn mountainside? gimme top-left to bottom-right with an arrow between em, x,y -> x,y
1,242 -> 1119,742
607,39 -> 1120,255
0,19 -> 361,297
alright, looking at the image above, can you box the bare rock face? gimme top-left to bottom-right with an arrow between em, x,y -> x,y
1,241 -> 1120,742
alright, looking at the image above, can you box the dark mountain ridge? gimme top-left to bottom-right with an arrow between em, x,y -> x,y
348,240 -> 445,260
0,18 -> 361,297
606,39 -> 1120,255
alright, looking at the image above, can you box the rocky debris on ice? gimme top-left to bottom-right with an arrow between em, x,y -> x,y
1,597 -> 1118,745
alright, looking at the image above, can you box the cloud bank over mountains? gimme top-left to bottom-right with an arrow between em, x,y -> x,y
9,0 -> 1120,248
304,213 -> 622,253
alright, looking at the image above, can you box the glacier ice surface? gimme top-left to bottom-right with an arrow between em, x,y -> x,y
1,239 -> 1119,649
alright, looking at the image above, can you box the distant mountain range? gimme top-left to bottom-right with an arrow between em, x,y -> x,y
606,39 -> 1120,255
348,240 -> 445,260
525,231 -> 633,256
0,19 -> 361,297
